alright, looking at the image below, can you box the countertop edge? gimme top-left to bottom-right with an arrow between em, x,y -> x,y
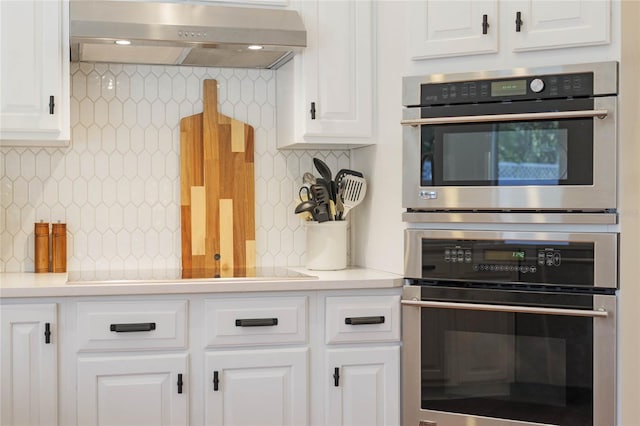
0,268 -> 405,298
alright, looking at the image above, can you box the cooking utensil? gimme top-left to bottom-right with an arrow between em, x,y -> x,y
341,175 -> 367,219
313,157 -> 334,200
299,185 -> 312,201
313,158 -> 333,183
295,199 -> 318,217
310,183 -> 332,222
335,169 -> 364,188
302,172 -> 316,185
335,186 -> 345,219
310,183 -> 330,205
335,169 -> 364,210
314,179 -> 338,219
313,204 -> 331,222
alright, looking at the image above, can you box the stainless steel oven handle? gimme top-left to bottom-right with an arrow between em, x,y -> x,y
401,299 -> 608,318
400,109 -> 609,127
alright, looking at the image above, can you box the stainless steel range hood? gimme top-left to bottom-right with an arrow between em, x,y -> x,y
70,1 -> 306,69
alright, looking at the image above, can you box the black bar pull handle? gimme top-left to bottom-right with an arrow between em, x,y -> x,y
110,322 -> 156,332
49,96 -> 55,114
177,373 -> 183,394
345,316 -> 385,325
213,371 -> 220,391
482,14 -> 489,35
333,367 -> 340,387
44,322 -> 51,344
310,102 -> 316,120
515,11 -> 523,32
235,318 -> 278,327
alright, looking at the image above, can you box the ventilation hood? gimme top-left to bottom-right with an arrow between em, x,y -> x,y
70,1 -> 306,69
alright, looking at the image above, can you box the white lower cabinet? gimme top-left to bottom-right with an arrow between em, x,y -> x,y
204,348 -> 309,426
325,347 -> 400,426
74,299 -> 190,426
322,294 -> 401,426
77,353 -> 189,426
1,288 -> 401,426
0,303 -> 58,426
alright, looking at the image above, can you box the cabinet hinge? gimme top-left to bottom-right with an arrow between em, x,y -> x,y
49,96 -> 55,115
333,367 -> 340,387
44,322 -> 51,344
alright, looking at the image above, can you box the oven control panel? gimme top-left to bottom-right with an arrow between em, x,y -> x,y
444,247 -> 563,271
423,239 -> 594,286
420,72 -> 594,106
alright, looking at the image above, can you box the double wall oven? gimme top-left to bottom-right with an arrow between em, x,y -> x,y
401,63 -> 619,426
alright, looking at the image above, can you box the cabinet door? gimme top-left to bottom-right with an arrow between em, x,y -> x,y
77,353 -> 188,426
408,0 -> 498,59
277,0 -> 373,148
0,304 -> 57,426
508,0 -> 611,51
205,348 -> 308,426
325,346 -> 400,426
0,0 -> 69,146
302,0 -> 373,139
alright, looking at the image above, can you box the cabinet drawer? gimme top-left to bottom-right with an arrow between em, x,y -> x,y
76,300 -> 187,351
325,295 -> 400,344
205,296 -> 307,347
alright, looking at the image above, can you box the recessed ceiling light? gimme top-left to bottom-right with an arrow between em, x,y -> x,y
247,45 -> 263,50
115,40 -> 131,45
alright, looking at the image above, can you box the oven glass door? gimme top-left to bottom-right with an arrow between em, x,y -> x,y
420,98 -> 593,187
418,286 -> 613,426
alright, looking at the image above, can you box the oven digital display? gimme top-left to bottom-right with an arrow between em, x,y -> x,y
484,250 -> 526,261
491,80 -> 527,97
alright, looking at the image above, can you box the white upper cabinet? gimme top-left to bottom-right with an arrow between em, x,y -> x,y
276,0 -> 374,149
508,0 -> 611,52
409,0 -> 611,60
409,0 -> 498,59
0,0 -> 70,147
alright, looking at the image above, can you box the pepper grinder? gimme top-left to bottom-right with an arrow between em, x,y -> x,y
34,221 -> 50,273
51,222 -> 67,273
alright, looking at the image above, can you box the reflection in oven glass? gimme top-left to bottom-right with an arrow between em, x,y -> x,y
441,127 -> 568,183
421,308 -> 593,425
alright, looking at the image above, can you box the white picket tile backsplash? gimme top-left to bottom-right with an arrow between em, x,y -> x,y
0,63 -> 349,272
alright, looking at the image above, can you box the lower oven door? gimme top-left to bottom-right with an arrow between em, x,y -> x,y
401,285 -> 616,426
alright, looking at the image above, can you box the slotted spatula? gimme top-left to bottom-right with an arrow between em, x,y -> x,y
341,175 -> 367,219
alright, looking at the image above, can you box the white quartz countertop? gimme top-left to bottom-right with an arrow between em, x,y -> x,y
0,267 -> 404,298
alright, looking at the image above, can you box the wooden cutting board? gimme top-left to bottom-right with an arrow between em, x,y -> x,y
180,80 -> 255,278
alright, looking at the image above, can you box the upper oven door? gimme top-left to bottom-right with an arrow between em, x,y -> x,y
402,95 -> 617,211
